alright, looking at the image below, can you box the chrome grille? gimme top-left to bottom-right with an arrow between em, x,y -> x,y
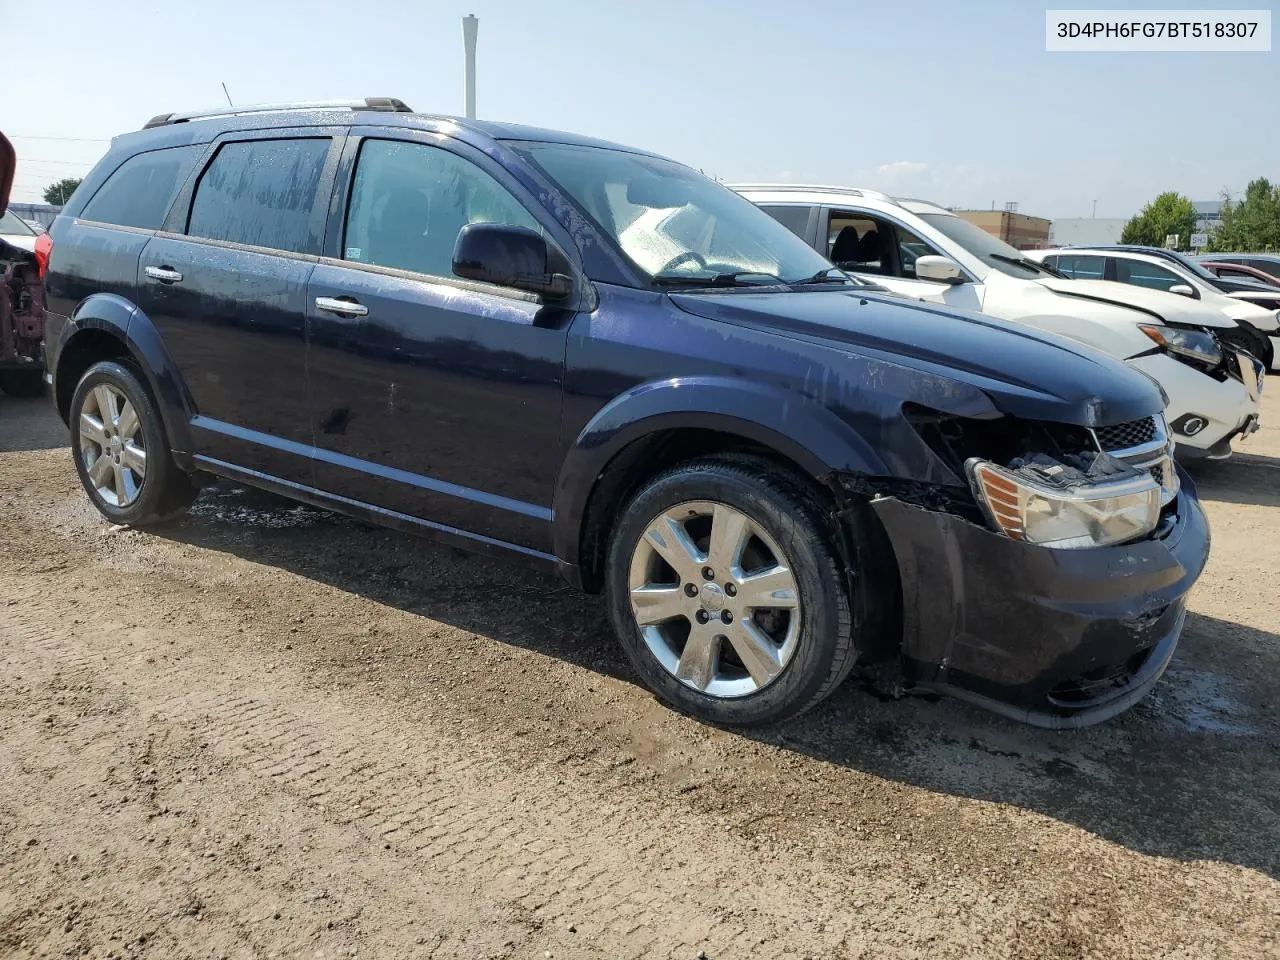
1088,415 -> 1178,506
1095,417 -> 1158,451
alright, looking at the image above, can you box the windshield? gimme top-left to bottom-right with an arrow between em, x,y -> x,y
916,213 -> 1049,279
0,210 -> 36,236
514,142 -> 841,287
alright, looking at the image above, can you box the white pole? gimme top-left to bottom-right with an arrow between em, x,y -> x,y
462,14 -> 478,119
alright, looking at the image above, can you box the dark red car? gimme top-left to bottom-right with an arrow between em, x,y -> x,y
0,130 -> 50,397
1200,260 -> 1280,288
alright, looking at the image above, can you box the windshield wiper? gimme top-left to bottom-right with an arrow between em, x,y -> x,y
653,271 -> 785,288
989,252 -> 1060,277
789,267 -> 854,286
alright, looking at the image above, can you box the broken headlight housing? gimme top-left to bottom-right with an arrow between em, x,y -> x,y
966,455 -> 1161,549
1138,323 -> 1222,369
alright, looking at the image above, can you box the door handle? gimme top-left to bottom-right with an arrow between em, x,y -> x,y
144,265 -> 183,284
315,296 -> 369,318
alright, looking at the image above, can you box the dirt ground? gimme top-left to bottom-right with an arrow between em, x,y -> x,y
1,390 -> 1277,960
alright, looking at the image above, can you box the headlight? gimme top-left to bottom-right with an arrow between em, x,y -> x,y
1139,323 -> 1222,367
967,459 -> 1161,549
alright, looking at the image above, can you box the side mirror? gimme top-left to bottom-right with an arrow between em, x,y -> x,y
913,254 -> 967,285
452,223 -> 572,301
1168,283 -> 1197,298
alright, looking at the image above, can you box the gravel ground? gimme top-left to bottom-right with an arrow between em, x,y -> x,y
1,390 -> 1277,960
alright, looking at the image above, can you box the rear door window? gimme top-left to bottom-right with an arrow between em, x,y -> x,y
80,145 -> 202,230
187,138 -> 331,254
1054,254 -> 1107,280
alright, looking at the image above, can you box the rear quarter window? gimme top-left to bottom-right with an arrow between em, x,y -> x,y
80,145 -> 202,230
186,138 -> 331,255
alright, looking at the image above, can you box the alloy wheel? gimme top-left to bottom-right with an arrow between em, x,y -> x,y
79,383 -> 147,507
627,500 -> 802,698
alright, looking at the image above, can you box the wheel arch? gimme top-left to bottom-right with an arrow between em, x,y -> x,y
55,295 -> 194,457
553,376 -> 889,593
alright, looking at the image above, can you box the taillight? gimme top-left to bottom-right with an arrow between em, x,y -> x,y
34,232 -> 52,280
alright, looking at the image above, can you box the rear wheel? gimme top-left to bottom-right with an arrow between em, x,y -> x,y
70,360 -> 196,525
606,457 -> 858,726
0,369 -> 45,397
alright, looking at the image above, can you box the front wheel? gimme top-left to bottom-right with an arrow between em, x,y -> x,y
606,457 -> 858,726
69,360 -> 196,525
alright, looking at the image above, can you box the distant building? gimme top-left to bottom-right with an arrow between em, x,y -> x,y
7,202 -> 61,228
952,207 -> 1051,250
1049,218 -> 1127,247
1193,200 -> 1223,235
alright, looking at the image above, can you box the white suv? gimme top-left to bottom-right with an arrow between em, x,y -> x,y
1026,246 -> 1280,369
735,185 -> 1263,459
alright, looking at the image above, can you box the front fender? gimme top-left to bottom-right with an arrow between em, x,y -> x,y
60,294 -> 195,455
551,375 -> 887,567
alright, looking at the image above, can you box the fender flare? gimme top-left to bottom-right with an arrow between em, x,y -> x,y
59,294 -> 195,455
551,375 -> 887,569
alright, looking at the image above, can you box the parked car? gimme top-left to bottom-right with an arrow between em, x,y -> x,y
737,185 -> 1263,459
1089,244 -> 1280,313
40,100 -> 1209,728
1,207 -> 40,251
0,133 -> 50,397
1031,246 -> 1280,368
1198,259 -> 1280,288
1195,252 -> 1280,285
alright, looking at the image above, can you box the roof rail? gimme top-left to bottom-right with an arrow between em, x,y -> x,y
142,97 -> 413,130
727,183 -> 899,204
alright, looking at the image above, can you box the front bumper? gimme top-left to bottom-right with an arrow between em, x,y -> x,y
869,468 -> 1210,728
1125,352 -> 1260,453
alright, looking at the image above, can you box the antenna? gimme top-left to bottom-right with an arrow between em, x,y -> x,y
221,82 -> 234,107
462,14 -> 478,119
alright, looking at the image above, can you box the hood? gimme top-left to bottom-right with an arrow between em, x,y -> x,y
670,289 -> 1163,427
1035,277 -> 1237,329
0,130 -> 12,214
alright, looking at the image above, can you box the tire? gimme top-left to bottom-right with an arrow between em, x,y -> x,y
605,456 -> 857,726
69,360 -> 197,525
0,369 -> 45,397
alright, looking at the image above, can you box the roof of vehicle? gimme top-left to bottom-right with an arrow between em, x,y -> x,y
124,97 -> 660,157
729,184 -> 952,216
1031,247 -> 1186,265
1195,252 -> 1280,262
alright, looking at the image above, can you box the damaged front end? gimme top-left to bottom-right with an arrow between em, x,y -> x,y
845,407 -> 1209,728
1,235 -> 46,378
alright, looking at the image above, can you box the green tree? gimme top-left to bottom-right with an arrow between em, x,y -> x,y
1120,192 -> 1197,249
1207,178 -> 1280,253
42,177 -> 83,205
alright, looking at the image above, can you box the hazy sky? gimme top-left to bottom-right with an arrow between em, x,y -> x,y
5,0 -> 1277,216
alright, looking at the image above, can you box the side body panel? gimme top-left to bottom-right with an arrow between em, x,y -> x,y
303,126 -> 581,552
553,284 -> 967,570
136,234 -> 317,483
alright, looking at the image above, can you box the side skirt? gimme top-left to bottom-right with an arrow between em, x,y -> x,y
191,454 -> 565,577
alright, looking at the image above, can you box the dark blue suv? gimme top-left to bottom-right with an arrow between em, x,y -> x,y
41,98 -> 1209,727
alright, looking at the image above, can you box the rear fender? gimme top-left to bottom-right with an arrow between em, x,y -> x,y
551,375 -> 887,568
59,294 -> 194,455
